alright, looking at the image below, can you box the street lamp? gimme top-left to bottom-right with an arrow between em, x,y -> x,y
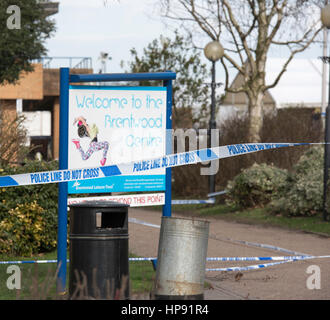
320,3 -> 330,221
204,40 -> 224,197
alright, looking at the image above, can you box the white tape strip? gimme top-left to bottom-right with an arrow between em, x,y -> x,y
207,190 -> 227,198
0,142 -> 316,188
128,217 -> 161,229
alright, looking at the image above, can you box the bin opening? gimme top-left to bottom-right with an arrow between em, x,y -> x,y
96,211 -> 126,229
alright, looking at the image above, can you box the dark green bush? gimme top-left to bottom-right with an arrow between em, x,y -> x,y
269,146 -> 325,217
225,163 -> 288,208
0,160 -> 58,255
227,146 -> 329,217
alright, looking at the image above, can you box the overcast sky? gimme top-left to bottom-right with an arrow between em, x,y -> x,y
45,0 -> 326,106
45,0 -> 171,73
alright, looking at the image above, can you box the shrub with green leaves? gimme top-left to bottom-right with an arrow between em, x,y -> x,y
225,163 -> 288,209
270,146 -> 325,217
0,160 -> 58,255
0,201 -> 57,256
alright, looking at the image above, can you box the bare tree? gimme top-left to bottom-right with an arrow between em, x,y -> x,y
160,0 -> 323,142
0,109 -> 27,164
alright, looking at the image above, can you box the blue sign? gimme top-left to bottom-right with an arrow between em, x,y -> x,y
67,86 -> 167,194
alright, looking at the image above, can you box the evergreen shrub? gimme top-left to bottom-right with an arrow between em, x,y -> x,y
0,160 -> 58,256
225,163 -> 288,208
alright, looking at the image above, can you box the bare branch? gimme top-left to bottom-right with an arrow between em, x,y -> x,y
265,25 -> 323,90
221,3 -> 245,65
181,0 -> 219,39
216,0 -> 222,35
220,57 -> 246,94
222,0 -> 256,73
247,0 -> 258,18
271,26 -> 316,46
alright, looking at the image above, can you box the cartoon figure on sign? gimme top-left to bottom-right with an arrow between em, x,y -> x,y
72,116 -> 109,166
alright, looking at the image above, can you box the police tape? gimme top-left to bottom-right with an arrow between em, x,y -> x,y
1,254 -> 329,265
207,190 -> 227,198
0,142 -> 317,188
225,239 -> 310,256
207,254 -> 330,272
130,255 -> 330,262
0,259 -> 66,265
171,199 -> 215,205
128,217 -> 161,229
0,258 -> 158,265
0,258 -> 159,265
206,260 -> 294,272
0,258 -> 299,272
206,255 -> 330,262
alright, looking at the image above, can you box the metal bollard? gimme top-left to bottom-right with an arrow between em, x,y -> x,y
154,216 -> 210,300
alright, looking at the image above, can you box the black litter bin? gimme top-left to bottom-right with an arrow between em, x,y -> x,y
68,201 -> 129,299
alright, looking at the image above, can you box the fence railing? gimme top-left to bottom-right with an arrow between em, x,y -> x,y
33,57 -> 93,69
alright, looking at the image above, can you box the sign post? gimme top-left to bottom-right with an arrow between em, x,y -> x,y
57,68 -> 176,293
57,68 -> 69,293
163,79 -> 173,217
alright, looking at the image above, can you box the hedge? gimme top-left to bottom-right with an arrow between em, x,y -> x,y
0,160 -> 58,256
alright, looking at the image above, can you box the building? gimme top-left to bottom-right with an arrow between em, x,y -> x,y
221,68 -> 276,111
0,60 -> 93,161
218,58 -> 323,124
0,1 -> 94,162
0,0 -> 93,162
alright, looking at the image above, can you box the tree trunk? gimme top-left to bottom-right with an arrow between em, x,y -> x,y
247,91 -> 264,143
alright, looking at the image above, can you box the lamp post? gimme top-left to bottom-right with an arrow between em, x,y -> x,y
204,40 -> 224,197
321,3 -> 330,221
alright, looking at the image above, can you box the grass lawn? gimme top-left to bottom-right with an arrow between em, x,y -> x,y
171,203 -> 330,236
0,251 -> 155,300
0,250 -> 60,300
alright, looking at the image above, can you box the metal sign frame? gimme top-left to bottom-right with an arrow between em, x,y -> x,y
57,68 -> 176,292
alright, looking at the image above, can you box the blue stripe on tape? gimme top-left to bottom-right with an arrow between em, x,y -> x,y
0,176 -> 19,187
100,165 -> 122,177
195,149 -> 218,161
294,143 -> 310,146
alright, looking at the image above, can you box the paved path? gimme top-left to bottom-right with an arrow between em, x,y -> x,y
128,208 -> 330,300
